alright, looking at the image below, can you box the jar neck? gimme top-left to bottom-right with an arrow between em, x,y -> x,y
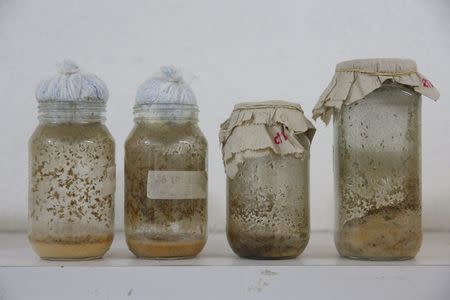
133,103 -> 198,123
38,101 -> 106,124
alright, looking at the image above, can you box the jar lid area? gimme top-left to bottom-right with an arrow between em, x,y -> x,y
313,58 -> 440,124
36,59 -> 109,103
336,58 -> 417,75
220,100 -> 315,178
135,66 -> 198,107
234,100 -> 303,112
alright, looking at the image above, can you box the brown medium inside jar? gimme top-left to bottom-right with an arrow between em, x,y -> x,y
29,123 -> 115,260
227,152 -> 310,259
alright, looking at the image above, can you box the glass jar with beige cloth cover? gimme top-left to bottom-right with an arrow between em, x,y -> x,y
220,101 -> 315,259
313,58 -> 440,260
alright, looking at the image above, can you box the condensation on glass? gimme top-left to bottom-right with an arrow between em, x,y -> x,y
125,66 -> 207,258
29,61 -> 115,260
313,59 -> 440,260
220,101 -> 315,259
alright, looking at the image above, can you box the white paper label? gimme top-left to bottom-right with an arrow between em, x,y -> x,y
147,171 -> 207,200
99,166 -> 116,197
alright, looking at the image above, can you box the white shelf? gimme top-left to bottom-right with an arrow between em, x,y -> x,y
1,232 -> 449,300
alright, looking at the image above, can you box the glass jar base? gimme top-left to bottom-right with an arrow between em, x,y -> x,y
227,232 -> 308,260
126,238 -> 206,259
229,245 -> 305,260
30,239 -> 112,261
340,254 -> 415,261
40,255 -> 104,261
238,254 -> 300,260
134,254 -> 198,260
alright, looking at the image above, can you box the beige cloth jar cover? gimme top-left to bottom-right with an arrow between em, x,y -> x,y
312,58 -> 440,124
219,101 -> 316,178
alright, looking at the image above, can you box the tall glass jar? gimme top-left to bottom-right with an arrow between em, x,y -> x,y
313,59 -> 440,260
29,61 -> 115,260
125,67 -> 207,258
220,101 -> 315,259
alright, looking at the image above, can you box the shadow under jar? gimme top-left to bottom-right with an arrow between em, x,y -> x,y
220,101 -> 315,259
125,103 -> 208,259
313,58 -> 440,261
29,101 -> 115,260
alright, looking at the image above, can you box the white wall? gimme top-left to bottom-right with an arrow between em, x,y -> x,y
0,0 -> 449,232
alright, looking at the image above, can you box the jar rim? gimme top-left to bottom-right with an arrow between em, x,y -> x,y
133,103 -> 199,122
38,100 -> 106,123
233,100 -> 304,112
335,58 -> 417,74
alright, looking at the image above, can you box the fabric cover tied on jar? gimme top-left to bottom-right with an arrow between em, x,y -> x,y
36,59 -> 109,103
219,101 -> 316,178
312,58 -> 440,124
136,66 -> 196,105
133,66 -> 198,121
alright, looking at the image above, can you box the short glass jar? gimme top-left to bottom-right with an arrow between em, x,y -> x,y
29,101 -> 115,260
125,68 -> 208,259
313,58 -> 440,260
220,101 -> 315,259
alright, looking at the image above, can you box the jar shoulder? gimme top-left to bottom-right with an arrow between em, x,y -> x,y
371,82 -> 421,104
125,122 -> 207,151
30,122 -> 115,146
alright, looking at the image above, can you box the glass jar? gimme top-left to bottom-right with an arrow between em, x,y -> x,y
313,59 -> 440,260
334,82 -> 421,260
125,67 -> 208,258
220,101 -> 315,259
29,61 -> 115,260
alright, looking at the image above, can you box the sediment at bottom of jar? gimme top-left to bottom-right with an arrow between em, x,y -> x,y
227,230 -> 309,259
29,235 -> 113,260
126,235 -> 206,259
335,208 -> 422,260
